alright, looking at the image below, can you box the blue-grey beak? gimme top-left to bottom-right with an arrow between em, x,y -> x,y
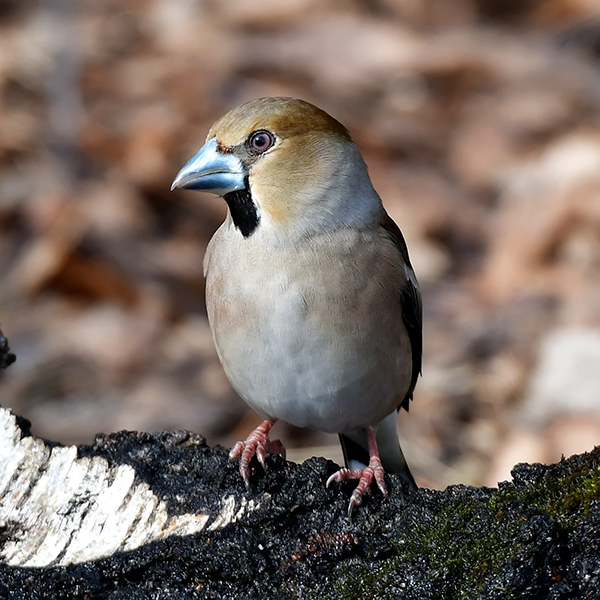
171,137 -> 246,196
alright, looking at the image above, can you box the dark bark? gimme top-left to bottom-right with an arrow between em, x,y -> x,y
0,327 -> 15,370
0,407 -> 598,600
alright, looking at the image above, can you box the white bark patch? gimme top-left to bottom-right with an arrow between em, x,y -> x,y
0,409 -> 260,567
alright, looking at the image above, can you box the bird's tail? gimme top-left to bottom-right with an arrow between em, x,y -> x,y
338,411 -> 417,491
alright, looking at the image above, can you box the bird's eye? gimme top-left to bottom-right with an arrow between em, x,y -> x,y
249,130 -> 275,153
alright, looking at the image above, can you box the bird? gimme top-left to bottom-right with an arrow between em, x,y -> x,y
171,97 -> 422,517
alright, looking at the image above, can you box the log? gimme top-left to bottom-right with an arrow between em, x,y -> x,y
0,328 -> 15,370
0,404 -> 599,599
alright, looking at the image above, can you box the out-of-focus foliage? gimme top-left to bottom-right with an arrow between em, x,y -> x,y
1,0 -> 600,488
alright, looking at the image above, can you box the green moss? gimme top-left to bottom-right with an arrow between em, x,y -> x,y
495,453 -> 600,528
337,496 -> 525,598
335,450 -> 600,599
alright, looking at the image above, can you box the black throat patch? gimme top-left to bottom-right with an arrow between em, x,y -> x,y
223,184 -> 259,238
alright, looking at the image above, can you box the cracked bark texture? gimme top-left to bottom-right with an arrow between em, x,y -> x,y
0,405 -> 599,600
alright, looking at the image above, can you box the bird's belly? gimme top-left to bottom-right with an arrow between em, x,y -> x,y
218,323 -> 400,432
206,259 -> 410,433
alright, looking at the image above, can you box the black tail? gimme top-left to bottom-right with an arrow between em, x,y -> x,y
338,412 -> 417,491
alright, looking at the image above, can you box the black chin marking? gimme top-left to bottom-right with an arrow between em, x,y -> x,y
223,184 -> 259,238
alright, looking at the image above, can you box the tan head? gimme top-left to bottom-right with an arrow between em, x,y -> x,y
172,97 -> 382,238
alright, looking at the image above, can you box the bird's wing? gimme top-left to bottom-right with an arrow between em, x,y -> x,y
380,211 -> 423,411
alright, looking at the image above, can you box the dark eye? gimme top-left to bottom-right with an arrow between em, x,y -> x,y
249,130 -> 275,153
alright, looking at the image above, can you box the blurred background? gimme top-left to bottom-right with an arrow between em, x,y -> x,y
1,0 -> 600,490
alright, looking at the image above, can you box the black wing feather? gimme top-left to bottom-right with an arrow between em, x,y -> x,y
381,212 -> 423,411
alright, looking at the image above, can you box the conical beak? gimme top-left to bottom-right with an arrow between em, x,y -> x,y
171,137 -> 245,196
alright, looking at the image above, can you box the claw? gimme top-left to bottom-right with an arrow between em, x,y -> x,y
229,418 -> 284,489
327,426 -> 389,519
256,443 -> 267,470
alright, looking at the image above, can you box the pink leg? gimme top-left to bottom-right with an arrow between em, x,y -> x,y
229,418 -> 286,490
326,426 -> 388,519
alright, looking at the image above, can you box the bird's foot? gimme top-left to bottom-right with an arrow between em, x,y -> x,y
229,418 -> 285,490
326,427 -> 388,518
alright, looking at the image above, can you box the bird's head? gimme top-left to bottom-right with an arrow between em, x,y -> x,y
171,97 -> 382,239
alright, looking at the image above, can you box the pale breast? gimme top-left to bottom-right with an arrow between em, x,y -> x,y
204,222 -> 413,433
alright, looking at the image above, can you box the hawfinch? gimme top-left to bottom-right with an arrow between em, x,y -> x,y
172,97 -> 422,517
